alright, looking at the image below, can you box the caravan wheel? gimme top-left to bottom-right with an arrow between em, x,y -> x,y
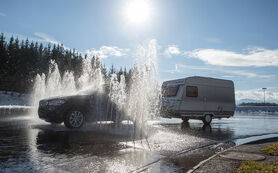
182,117 -> 189,122
202,114 -> 212,125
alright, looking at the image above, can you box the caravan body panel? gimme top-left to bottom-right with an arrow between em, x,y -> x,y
161,76 -> 235,120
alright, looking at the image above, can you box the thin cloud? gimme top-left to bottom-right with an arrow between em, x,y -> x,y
34,32 -> 59,45
0,12 -> 6,17
223,69 -> 274,79
164,45 -> 181,58
86,46 -> 128,59
166,64 -> 275,79
1,32 -> 71,50
1,32 -> 42,42
166,64 -> 181,74
34,32 -> 70,50
186,47 -> 278,67
236,89 -> 278,103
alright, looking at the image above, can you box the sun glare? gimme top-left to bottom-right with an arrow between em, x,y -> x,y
125,0 -> 151,25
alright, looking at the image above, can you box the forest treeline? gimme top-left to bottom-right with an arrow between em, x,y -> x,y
0,33 -> 131,93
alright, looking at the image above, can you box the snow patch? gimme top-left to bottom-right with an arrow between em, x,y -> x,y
0,91 -> 31,106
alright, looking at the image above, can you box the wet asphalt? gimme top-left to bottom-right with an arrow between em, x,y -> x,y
1,111 -> 278,172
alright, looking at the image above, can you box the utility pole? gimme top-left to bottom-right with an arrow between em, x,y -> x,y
262,88 -> 267,105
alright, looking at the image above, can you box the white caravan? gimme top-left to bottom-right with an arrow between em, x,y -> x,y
161,76 -> 235,125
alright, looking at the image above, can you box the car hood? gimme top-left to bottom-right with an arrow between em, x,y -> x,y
40,94 -> 89,102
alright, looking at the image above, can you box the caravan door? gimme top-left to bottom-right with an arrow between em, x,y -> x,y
180,85 -> 202,115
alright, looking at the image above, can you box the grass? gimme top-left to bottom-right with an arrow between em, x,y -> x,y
236,161 -> 278,173
261,142 -> 278,156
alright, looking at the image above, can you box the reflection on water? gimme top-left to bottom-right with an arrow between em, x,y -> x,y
32,124 -> 171,172
36,130 -> 130,156
180,122 -> 234,141
213,113 -> 278,138
157,113 -> 278,143
1,113 -> 278,172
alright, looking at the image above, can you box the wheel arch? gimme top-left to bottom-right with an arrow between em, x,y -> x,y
203,112 -> 215,118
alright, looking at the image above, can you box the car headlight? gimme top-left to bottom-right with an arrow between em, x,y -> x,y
39,100 -> 48,107
48,99 -> 66,106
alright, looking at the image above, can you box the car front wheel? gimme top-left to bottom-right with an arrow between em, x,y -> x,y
64,109 -> 85,129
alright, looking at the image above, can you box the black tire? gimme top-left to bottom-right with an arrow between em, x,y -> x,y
182,117 -> 189,122
202,114 -> 212,125
64,109 -> 85,129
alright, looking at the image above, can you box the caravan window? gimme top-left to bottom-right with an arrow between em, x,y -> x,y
162,85 -> 180,97
186,86 -> 198,97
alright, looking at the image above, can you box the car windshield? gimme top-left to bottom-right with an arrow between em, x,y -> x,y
162,85 -> 180,97
76,88 -> 93,95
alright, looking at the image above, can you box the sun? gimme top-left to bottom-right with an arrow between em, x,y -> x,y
125,0 -> 151,25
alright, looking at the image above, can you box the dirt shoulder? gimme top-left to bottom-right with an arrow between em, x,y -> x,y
193,138 -> 278,173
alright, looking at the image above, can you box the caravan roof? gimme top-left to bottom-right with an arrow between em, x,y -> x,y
162,76 -> 234,88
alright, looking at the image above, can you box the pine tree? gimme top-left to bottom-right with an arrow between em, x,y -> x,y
0,33 -> 132,93
101,64 -> 108,79
0,33 -> 8,76
7,36 -> 16,75
118,67 -> 123,82
109,64 -> 116,77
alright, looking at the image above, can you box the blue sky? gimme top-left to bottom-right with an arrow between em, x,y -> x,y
1,0 -> 278,103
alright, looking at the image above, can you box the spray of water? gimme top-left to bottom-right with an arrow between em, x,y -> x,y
32,40 -> 161,132
125,40 -> 160,127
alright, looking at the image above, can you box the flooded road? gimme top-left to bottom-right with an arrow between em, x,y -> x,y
1,112 -> 278,172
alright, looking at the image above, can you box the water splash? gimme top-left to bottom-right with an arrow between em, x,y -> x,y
108,73 -> 127,123
32,40 -> 161,135
126,39 -> 160,122
78,57 -> 104,93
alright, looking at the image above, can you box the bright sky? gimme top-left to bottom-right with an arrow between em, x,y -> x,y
1,0 -> 278,103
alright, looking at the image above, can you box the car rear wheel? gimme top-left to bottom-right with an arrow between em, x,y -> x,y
202,114 -> 212,125
64,109 -> 85,129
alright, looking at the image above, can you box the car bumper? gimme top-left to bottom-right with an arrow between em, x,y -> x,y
38,106 -> 65,123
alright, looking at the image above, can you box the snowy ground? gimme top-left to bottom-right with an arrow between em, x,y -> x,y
0,91 -> 31,106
